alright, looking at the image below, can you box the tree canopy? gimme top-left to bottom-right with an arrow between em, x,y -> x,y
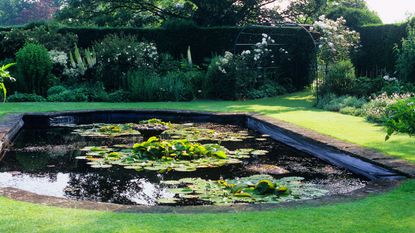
0,0 -> 383,27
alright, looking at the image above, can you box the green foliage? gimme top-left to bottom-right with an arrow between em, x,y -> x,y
47,85 -> 67,96
0,25 -> 78,60
161,19 -> 198,30
75,123 -> 142,138
162,175 -> 327,205
326,6 -> 382,29
132,136 -> 227,160
7,92 -> 46,102
46,83 -> 111,102
316,94 -> 366,116
205,55 -> 238,100
78,135 -> 246,172
385,97 -> 415,140
245,83 -> 287,100
68,44 -> 96,71
126,69 -> 195,102
362,93 -> 413,123
107,90 -> 131,102
0,62 -> 15,102
94,34 -> 159,90
47,88 -> 88,102
396,23 -> 415,83
321,60 -> 357,96
15,43 -> 52,96
205,50 -> 287,100
354,23 -> 407,76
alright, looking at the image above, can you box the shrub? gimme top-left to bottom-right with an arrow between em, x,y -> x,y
47,82 -> 110,102
316,94 -> 366,115
0,25 -> 77,59
47,88 -> 88,102
205,53 -> 239,100
245,83 -> 287,100
16,43 -> 53,96
94,34 -> 158,90
363,93 -> 413,123
350,76 -> 385,97
320,60 -> 357,96
7,92 -> 46,102
396,23 -> 415,83
108,90 -> 131,102
385,97 -> 415,140
47,85 -> 67,96
126,69 -> 194,101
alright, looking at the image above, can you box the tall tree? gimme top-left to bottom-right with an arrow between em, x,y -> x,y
56,0 -> 281,27
0,0 -> 60,26
280,0 -> 328,24
326,0 -> 382,29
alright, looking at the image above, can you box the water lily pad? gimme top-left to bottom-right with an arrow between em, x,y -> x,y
250,150 -> 269,156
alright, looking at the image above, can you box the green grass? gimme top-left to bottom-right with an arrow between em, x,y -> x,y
0,180 -> 414,233
1,91 -> 414,233
1,91 -> 414,163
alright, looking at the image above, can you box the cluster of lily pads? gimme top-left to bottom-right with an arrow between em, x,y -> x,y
73,123 -> 143,138
158,175 -> 328,205
161,127 -> 254,142
78,136 -> 268,172
71,118 -> 330,205
73,118 -> 172,138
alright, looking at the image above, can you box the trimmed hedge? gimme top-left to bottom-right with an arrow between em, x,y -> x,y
354,23 -> 408,76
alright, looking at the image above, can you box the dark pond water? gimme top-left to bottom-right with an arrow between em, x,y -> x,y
0,120 -> 367,206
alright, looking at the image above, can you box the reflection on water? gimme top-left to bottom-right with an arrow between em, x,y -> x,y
0,121 -> 367,205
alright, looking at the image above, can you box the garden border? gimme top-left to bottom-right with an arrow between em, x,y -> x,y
0,109 -> 414,213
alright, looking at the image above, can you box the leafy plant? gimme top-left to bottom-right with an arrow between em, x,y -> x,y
74,123 -> 142,138
0,62 -> 16,102
316,94 -> 366,114
15,43 -> 52,96
320,60 -> 357,96
132,137 -> 227,160
94,34 -> 158,90
385,97 -> 415,140
160,175 -> 328,206
363,93 -> 413,123
7,92 -> 46,102
126,69 -> 194,101
396,23 -> 415,83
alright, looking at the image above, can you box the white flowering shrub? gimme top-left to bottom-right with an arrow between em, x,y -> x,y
48,50 -> 68,67
363,92 -> 414,123
95,34 -> 159,90
206,33 -> 289,100
312,15 -> 360,64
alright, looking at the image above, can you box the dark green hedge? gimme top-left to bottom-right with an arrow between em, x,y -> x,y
59,26 -> 240,64
0,25 -> 317,90
354,23 -> 408,76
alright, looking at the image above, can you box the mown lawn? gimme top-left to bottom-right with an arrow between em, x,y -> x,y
0,91 -> 414,233
0,180 -> 414,233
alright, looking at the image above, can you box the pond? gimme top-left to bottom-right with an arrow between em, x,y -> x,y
0,113 -> 372,207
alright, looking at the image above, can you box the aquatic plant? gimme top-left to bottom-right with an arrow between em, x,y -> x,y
78,136 -> 266,173
73,123 -> 142,138
160,175 -> 328,205
161,126 -> 253,142
132,137 -> 227,160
